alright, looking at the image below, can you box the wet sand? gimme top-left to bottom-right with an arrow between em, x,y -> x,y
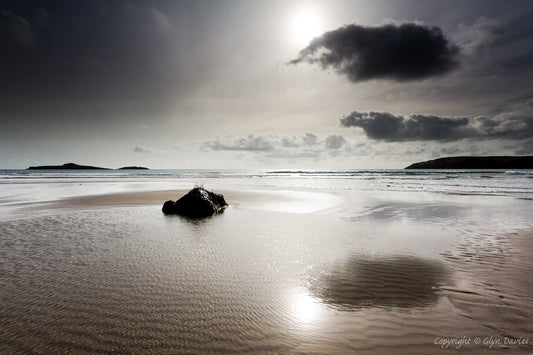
1,188 -> 532,353
442,231 -> 533,341
17,188 -> 342,217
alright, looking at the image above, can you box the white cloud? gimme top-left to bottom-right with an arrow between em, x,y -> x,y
202,133 -> 368,161
324,135 -> 346,150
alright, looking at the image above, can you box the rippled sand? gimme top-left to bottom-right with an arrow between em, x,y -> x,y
1,189 -> 532,354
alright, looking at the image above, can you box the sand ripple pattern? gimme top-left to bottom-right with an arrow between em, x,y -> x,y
442,232 -> 533,342
1,207 -> 531,354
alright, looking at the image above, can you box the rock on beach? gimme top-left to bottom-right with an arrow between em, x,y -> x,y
162,187 -> 228,218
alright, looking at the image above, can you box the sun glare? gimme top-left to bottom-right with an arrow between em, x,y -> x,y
289,288 -> 323,325
291,9 -> 323,46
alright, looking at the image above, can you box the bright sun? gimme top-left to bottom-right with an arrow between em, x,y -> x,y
291,9 -> 323,46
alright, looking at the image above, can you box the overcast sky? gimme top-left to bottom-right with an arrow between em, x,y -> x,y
1,0 -> 533,169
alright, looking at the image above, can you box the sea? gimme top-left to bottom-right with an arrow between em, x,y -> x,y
2,168 -> 533,207
1,169 -> 533,353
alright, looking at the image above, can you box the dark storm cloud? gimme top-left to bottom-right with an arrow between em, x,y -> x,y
340,100 -> 533,141
340,112 -> 471,141
289,23 -> 460,82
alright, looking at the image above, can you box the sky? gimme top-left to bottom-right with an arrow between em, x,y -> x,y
1,0 -> 533,169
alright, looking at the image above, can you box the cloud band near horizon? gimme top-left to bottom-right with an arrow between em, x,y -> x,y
202,133 -> 359,160
340,100 -> 533,141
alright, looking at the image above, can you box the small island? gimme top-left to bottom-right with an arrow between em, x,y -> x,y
27,163 -> 149,170
405,156 -> 533,169
118,166 -> 149,170
27,163 -> 109,170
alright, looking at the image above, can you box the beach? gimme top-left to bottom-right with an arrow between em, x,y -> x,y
1,169 -> 532,354
4,0 -> 533,352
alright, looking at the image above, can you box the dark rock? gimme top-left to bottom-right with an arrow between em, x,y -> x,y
162,187 -> 228,218
405,156 -> 533,169
162,200 -> 177,214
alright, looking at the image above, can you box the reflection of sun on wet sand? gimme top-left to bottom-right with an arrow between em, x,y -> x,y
312,256 -> 449,310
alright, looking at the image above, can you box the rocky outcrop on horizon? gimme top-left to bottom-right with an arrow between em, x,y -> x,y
405,156 -> 533,169
27,163 -> 149,170
27,163 -> 109,170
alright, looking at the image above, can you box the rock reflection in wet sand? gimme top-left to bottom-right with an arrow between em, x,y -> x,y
311,256 -> 449,310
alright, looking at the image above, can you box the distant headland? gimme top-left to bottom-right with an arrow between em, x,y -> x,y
27,163 -> 149,170
405,156 -> 533,169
